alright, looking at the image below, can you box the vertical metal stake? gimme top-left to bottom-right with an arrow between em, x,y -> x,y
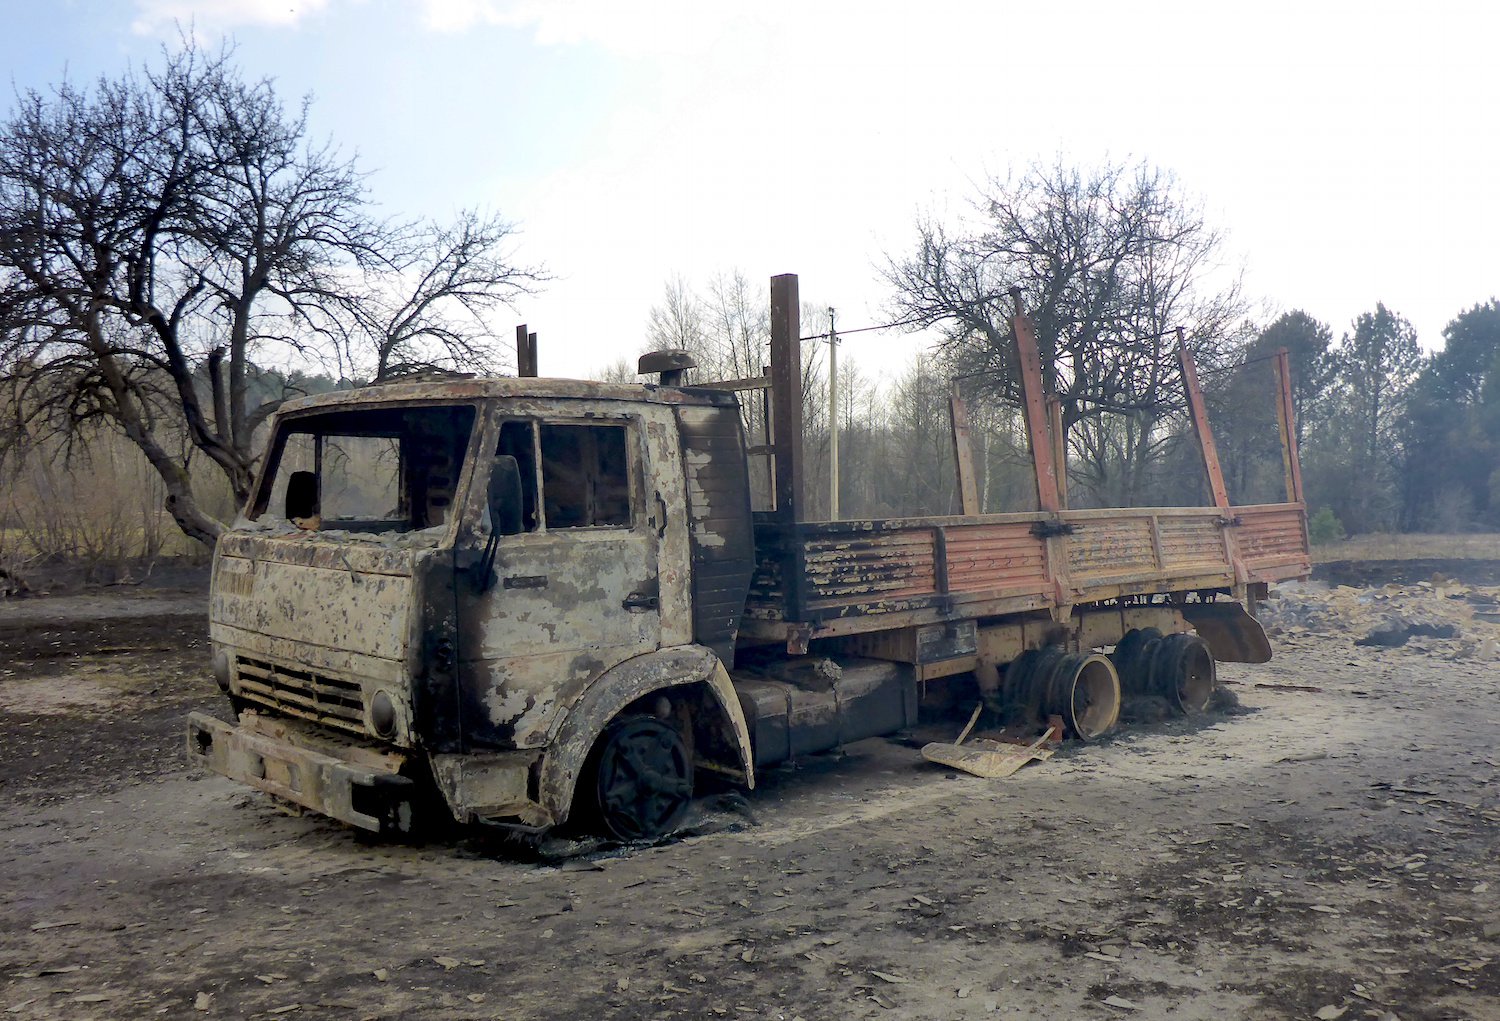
1009,288 -> 1061,515
1271,348 -> 1306,505
1047,396 -> 1068,510
1177,327 -> 1230,510
515,324 -> 538,378
769,274 -> 804,522
949,382 -> 980,515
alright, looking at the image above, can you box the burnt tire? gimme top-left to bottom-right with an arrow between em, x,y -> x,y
580,714 -> 693,842
1111,627 -> 1163,696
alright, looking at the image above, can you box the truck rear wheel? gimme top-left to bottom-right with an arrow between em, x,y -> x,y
581,714 -> 693,841
1112,629 -> 1216,714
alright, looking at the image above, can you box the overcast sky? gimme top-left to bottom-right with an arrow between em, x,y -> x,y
4,0 -> 1496,379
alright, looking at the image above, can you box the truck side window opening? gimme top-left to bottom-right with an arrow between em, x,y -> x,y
496,420 -> 540,531
539,423 -> 632,528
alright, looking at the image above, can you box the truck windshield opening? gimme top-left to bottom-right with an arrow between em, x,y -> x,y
251,405 -> 476,534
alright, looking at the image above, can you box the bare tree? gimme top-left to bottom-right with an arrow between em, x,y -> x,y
642,270 -> 770,384
364,210 -> 541,380
0,42 -> 539,547
704,270 -> 772,382
880,353 -> 959,515
644,275 -> 708,364
886,159 -> 1246,505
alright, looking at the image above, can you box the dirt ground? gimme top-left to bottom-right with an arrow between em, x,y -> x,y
1,581 -> 1498,1021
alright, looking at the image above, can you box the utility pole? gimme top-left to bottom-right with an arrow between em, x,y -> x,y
826,307 -> 839,520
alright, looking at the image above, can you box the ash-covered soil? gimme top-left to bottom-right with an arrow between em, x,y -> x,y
1,585 -> 1497,1021
0,594 -> 215,807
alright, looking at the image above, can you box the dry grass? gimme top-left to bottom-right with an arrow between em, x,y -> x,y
0,525 -> 202,560
1313,532 -> 1500,563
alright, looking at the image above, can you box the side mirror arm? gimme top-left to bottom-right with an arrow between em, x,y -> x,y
472,529 -> 502,593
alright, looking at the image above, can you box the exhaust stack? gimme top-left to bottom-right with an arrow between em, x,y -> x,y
638,350 -> 697,387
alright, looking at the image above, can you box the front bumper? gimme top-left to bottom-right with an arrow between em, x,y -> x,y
187,712 -> 416,834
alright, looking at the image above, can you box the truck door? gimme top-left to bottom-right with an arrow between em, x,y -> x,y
457,413 -> 665,749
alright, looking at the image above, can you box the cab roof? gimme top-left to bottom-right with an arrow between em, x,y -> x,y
276,376 -> 740,417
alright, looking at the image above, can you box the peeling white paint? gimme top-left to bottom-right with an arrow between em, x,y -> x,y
484,685 -> 531,725
682,448 -> 728,548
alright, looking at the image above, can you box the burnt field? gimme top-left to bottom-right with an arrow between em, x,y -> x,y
1,582 -> 1498,1021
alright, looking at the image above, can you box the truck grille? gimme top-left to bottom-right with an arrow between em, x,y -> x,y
234,656 -> 366,735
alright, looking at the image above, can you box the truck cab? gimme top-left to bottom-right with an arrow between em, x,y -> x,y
190,377 -> 760,840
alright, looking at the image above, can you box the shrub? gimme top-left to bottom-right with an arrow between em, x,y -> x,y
1307,506 -> 1346,546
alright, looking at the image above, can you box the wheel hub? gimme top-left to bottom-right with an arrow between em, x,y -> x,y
593,716 -> 692,841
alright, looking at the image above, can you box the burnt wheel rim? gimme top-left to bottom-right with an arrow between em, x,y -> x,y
1174,640 -> 1216,713
593,717 -> 692,841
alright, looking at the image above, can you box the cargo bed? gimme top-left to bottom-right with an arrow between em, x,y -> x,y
741,502 -> 1307,641
733,276 -> 1311,646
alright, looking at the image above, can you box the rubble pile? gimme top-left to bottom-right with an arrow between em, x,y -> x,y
1258,579 -> 1500,660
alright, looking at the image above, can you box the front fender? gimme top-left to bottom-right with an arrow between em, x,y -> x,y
536,645 -> 754,825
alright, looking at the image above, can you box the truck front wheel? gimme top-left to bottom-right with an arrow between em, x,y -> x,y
581,714 -> 693,841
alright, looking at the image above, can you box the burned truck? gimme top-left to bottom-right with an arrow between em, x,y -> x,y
187,274 -> 1311,841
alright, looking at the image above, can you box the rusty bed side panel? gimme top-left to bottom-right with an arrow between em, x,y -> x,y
1064,516 -> 1157,580
1060,511 -> 1237,597
1062,511 -> 1230,581
747,518 -> 1052,622
748,521 -> 945,622
801,530 -> 939,607
1156,514 -> 1232,570
943,522 -> 1048,593
746,503 -> 1310,626
1232,504 -> 1312,581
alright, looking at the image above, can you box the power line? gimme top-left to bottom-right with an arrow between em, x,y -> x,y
1196,350 -> 1286,379
799,316 -> 927,342
800,313 -> 1292,384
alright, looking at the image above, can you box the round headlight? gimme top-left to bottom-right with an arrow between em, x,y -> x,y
370,690 -> 397,738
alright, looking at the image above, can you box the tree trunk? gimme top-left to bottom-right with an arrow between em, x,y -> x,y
115,405 -> 226,550
90,324 -> 226,551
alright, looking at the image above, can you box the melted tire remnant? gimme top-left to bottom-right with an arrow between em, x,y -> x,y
579,714 -> 693,841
